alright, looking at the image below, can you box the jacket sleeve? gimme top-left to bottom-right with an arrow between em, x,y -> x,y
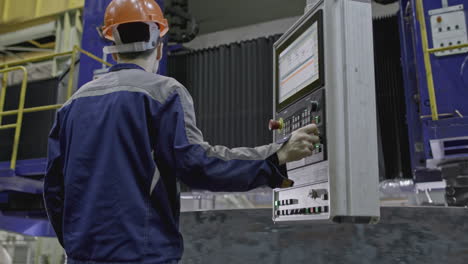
43,112 -> 65,246
154,86 -> 291,192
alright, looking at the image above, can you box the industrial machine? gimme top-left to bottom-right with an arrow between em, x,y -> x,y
270,0 -> 380,223
399,0 -> 468,206
1,0 -> 466,238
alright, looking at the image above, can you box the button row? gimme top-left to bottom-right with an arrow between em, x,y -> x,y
276,206 -> 329,216
274,199 -> 298,207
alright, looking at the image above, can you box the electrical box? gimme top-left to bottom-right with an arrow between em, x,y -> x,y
429,4 -> 468,57
272,0 -> 380,224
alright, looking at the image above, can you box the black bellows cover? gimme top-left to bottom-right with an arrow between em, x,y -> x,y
373,15 -> 411,179
168,35 -> 281,148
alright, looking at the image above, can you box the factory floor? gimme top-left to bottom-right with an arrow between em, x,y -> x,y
179,207 -> 468,264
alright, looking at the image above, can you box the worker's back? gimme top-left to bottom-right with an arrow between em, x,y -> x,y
45,65 -> 186,264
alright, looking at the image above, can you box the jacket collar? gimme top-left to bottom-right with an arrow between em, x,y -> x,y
108,63 -> 146,72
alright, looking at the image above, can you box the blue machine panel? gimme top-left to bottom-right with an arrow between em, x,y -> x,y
399,0 -> 468,172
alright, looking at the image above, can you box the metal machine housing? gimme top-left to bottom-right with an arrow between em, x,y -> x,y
272,0 -> 380,224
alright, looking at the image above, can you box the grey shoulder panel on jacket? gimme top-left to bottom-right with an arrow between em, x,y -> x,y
117,70 -> 183,103
63,70 -> 183,106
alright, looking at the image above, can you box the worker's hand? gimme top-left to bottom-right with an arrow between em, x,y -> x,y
277,124 -> 320,165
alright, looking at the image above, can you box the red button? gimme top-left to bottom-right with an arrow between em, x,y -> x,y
269,119 -> 284,130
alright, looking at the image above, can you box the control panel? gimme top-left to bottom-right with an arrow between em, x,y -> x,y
275,88 -> 326,170
271,0 -> 380,224
274,183 -> 329,220
429,4 -> 468,57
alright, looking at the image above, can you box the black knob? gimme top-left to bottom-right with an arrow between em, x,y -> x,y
310,101 -> 319,112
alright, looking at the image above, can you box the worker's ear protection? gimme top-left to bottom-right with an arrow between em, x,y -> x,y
103,22 -> 160,54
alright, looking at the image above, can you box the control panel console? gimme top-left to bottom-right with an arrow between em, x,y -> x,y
272,0 -> 380,224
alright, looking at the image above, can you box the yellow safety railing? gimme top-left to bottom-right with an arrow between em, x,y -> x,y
416,0 -> 468,121
0,45 -> 112,170
0,66 -> 28,170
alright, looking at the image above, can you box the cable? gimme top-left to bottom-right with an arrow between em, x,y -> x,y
58,59 -> 80,83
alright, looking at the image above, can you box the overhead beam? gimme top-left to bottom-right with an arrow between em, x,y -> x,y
0,22 -> 55,47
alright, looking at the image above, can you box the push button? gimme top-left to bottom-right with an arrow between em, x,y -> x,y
321,193 -> 328,201
314,116 -> 320,124
289,199 -> 298,205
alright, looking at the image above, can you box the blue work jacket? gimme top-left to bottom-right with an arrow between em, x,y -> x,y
43,64 -> 289,264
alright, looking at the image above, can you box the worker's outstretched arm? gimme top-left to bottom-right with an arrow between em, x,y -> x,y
43,114 -> 65,246
154,85 -> 319,191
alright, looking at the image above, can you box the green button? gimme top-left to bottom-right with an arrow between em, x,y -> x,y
315,144 -> 320,149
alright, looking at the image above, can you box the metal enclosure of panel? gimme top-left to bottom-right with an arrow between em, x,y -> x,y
272,0 -> 380,223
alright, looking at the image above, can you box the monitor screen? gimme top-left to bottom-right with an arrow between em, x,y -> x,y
276,10 -> 324,110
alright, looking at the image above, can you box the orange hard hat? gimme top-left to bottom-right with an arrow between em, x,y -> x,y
102,0 -> 169,41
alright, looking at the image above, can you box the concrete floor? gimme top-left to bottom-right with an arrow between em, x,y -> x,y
180,206 -> 468,264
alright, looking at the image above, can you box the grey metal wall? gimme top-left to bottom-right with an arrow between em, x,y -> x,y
168,35 -> 281,148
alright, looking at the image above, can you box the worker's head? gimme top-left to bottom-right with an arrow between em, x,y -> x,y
102,0 -> 169,73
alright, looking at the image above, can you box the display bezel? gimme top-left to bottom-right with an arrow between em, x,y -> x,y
275,10 -> 324,111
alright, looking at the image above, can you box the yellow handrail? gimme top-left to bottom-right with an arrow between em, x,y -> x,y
416,0 -> 438,121
0,66 -> 28,169
67,47 -> 79,99
0,104 -> 63,117
0,46 -> 112,171
75,46 -> 111,67
427,43 -> 468,53
0,124 -> 17,129
0,66 -> 8,124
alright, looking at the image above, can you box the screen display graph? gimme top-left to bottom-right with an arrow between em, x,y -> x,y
278,22 -> 320,104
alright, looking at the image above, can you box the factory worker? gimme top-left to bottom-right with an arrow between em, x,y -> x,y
43,0 -> 320,263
